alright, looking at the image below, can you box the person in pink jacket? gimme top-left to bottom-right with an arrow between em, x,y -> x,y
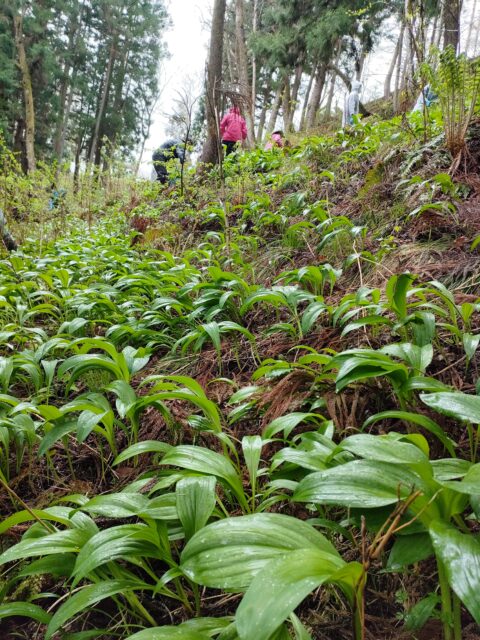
220,106 -> 247,155
264,130 -> 285,150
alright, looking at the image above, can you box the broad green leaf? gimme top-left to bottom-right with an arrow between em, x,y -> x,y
0,602 -> 51,624
289,613 -> 313,640
380,343 -> 433,374
271,447 -> 328,472
404,593 -> 441,632
402,376 -> 451,393
161,446 -> 246,509
181,513 -> 339,589
431,458 -> 471,481
180,617 -> 233,635
331,351 -> 409,392
293,460 -> 433,512
46,580 -> 142,639
62,631 -> 111,639
387,273 -> 415,321
0,529 -> 86,565
387,533 -> 433,571
0,507 -> 74,535
17,554 -> 76,578
301,301 -> 327,334
113,441 -> 172,465
107,380 -> 137,417
262,413 -> 324,439
77,410 -> 109,442
126,628 -> 211,640
236,549 -> 352,640
72,524 -> 160,585
439,463 -> 480,495
341,315 -> 392,336
242,436 -> 263,494
202,322 -> 221,353
463,333 -> 480,362
363,410 -> 455,456
80,493 -> 150,518
338,433 -> 428,464
421,391 -> 480,423
429,520 -> 480,625
176,476 -> 217,540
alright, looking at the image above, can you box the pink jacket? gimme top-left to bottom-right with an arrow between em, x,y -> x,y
220,107 -> 247,142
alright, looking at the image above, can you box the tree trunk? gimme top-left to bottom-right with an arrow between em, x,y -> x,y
443,0 -> 461,51
300,70 -> 315,130
475,4 -> 480,53
283,66 -> 302,132
235,0 -> 255,144
401,4 -> 413,93
384,25 -> 404,99
282,76 -> 292,132
54,2 -> 84,161
324,72 -> 336,118
200,0 -> 227,166
266,80 -> 284,134
466,0 -> 477,52
107,41 -> 131,152
251,0 -> 258,125
13,14 -> 35,173
394,17 -> 405,112
88,38 -> 116,166
306,64 -> 326,130
256,81 -> 271,141
356,49 -> 367,81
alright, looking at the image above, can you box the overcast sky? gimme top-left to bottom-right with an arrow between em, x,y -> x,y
139,0 -> 212,175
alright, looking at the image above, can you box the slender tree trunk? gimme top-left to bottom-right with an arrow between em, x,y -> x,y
88,38 -> 116,166
436,0 -> 445,47
282,75 -> 292,132
443,0 -> 461,51
251,0 -> 258,125
54,2 -> 84,161
384,25 -> 404,99
475,4 -> 480,53
429,12 -> 438,47
73,135 -> 84,191
225,41 -> 235,84
325,72 -> 336,118
235,0 -> 255,144
306,64 -> 326,130
325,43 -> 341,118
13,14 -> 35,173
266,80 -> 284,134
256,81 -> 271,141
356,49 -> 367,81
107,42 -> 130,152
466,0 -> 477,52
283,66 -> 302,132
394,17 -> 405,112
300,68 -> 315,130
200,0 -> 227,166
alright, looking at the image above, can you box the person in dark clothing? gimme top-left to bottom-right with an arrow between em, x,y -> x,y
152,140 -> 186,184
0,209 -> 18,251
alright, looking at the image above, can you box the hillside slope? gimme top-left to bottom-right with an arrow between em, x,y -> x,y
1,111 -> 480,640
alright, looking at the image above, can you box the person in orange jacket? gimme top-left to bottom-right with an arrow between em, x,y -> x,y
220,106 -> 247,155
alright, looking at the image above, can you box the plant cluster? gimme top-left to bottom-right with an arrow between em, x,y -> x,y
1,102 -> 480,640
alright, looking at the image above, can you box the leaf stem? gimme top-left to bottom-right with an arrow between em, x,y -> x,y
437,558 -> 453,640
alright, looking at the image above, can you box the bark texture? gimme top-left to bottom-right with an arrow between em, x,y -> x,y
200,0 -> 227,166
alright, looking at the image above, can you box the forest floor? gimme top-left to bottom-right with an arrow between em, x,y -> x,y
1,111 -> 480,640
